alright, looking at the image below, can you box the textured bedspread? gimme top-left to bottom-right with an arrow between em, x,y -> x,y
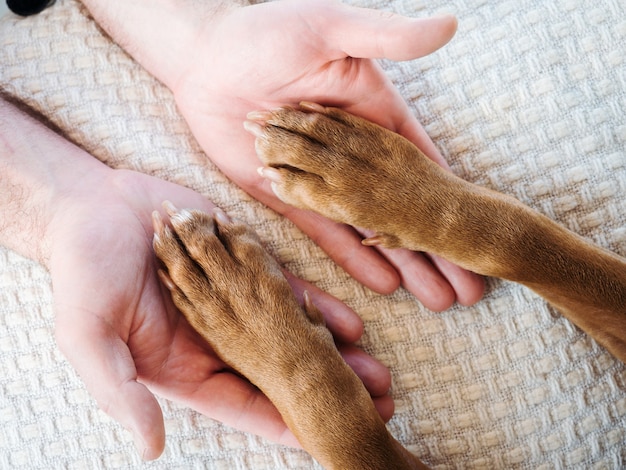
1,0 -> 625,468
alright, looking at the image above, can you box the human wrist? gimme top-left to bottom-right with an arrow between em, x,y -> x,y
0,99 -> 111,265
78,0 -> 248,91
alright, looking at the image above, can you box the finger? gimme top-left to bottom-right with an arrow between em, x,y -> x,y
337,344 -> 391,399
427,254 -> 486,306
282,272 -> 394,398
372,243 -> 457,312
357,227 -> 485,310
285,207 -> 401,293
151,322 -> 393,449
168,366 -> 394,449
373,394 -> 395,423
245,177 -> 402,295
172,367 -> 303,447
326,6 -> 458,61
282,269 -> 364,343
54,309 -> 165,460
197,360 -> 392,442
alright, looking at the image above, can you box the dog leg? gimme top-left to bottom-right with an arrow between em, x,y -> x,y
248,103 -> 626,363
152,203 -> 427,469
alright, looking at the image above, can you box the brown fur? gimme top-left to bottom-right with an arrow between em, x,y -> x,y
152,205 -> 427,469
249,102 -> 626,362
152,103 -> 626,469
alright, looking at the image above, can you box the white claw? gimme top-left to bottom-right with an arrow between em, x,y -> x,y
257,167 -> 283,183
243,120 -> 266,138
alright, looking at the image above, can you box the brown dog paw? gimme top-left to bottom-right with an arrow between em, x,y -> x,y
245,102 -> 441,250
151,202 -> 331,387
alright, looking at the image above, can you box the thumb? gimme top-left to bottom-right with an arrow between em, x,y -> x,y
54,308 -> 165,460
325,4 -> 458,61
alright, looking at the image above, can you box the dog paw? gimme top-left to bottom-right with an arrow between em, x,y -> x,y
245,103 -> 433,249
152,202 -> 330,383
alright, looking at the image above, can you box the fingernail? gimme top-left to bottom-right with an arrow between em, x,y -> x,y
257,167 -> 283,183
432,12 -> 456,19
131,430 -> 150,461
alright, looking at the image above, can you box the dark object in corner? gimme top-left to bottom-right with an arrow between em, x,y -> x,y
7,0 -> 56,17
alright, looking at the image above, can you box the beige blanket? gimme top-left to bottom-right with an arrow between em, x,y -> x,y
1,0 -> 625,468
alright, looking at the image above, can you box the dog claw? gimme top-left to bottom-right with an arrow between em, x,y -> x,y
299,101 -> 326,113
157,269 -> 176,291
243,120 -> 266,138
362,235 -> 384,246
246,110 -> 273,122
303,290 -> 325,326
213,207 -> 231,225
162,200 -> 179,217
257,166 -> 283,183
151,210 -> 165,235
303,290 -> 314,311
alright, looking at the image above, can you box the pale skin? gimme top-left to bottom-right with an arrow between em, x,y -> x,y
78,0 -> 485,309
1,0 -> 485,461
0,98 -> 390,459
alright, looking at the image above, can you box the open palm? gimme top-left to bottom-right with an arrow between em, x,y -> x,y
173,0 -> 485,310
48,169 -> 390,459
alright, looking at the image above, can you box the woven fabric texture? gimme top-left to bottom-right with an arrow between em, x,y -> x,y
1,0 -> 625,468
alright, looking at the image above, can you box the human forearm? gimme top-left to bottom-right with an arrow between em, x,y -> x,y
78,0 -> 249,90
0,98 -> 108,264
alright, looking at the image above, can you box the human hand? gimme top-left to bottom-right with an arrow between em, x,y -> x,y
171,0 -> 485,310
47,167 -> 392,460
